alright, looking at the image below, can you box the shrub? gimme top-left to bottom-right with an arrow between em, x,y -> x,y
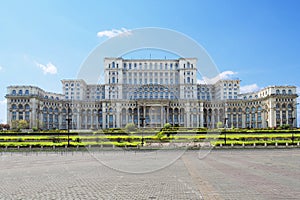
163,123 -> 172,129
156,131 -> 165,140
216,121 -> 223,129
125,123 -> 136,132
280,124 -> 290,130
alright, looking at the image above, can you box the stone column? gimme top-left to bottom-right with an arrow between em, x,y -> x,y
172,110 -> 175,126
144,106 -> 146,128
280,109 -> 283,126
242,112 -> 246,128
167,107 -> 169,123
125,108 -> 128,125
102,112 -> 106,129
77,112 -> 80,130
91,113 -> 94,129
85,112 -> 88,129
113,114 -> 115,128
211,110 -> 215,129
138,106 -> 140,128
161,106 -> 163,127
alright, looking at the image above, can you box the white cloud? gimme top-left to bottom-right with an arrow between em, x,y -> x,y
198,70 -> 238,84
0,99 -> 7,124
35,61 -> 58,75
240,84 -> 260,93
0,99 -> 7,105
219,71 -> 237,79
97,28 -> 132,38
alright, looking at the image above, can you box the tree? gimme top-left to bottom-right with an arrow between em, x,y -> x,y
125,123 -> 136,132
11,120 -> 29,130
0,124 -> 9,130
18,120 -> 29,129
11,120 -> 19,130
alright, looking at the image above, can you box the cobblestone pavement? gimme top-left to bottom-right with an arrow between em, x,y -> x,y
0,149 -> 299,199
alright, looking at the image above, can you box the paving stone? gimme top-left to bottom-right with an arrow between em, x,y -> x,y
0,149 -> 299,199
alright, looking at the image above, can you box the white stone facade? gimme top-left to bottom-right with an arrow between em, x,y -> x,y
5,58 -> 298,129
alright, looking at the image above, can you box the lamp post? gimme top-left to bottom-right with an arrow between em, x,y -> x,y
136,100 -> 145,147
289,102 -> 299,145
66,103 -> 72,147
140,116 -> 145,147
224,117 -> 228,145
291,117 -> 295,145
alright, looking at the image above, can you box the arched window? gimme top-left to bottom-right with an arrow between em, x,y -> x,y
25,104 -> 30,110
276,103 -> 280,109
18,90 -> 23,95
112,62 -> 115,68
25,90 -> 29,95
282,90 -> 286,95
12,90 -> 16,95
43,107 -> 48,112
276,89 -> 280,95
12,104 -> 17,109
187,77 -> 190,83
288,89 -> 292,95
18,104 -> 23,109
257,106 -> 262,111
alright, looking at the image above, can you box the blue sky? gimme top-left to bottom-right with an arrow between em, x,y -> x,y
0,0 -> 300,124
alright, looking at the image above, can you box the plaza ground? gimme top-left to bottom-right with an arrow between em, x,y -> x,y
0,149 -> 299,199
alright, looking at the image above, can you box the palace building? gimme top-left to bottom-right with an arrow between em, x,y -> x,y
5,58 -> 298,130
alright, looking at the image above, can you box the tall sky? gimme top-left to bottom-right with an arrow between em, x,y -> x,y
0,0 -> 300,124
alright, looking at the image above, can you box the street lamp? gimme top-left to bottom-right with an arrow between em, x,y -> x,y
66,103 -> 72,147
136,100 -> 145,147
291,117 -> 295,145
140,116 -> 145,147
224,117 -> 228,145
